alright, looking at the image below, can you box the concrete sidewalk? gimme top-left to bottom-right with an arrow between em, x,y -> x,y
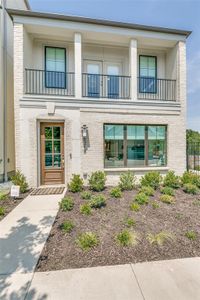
0,190 -> 65,300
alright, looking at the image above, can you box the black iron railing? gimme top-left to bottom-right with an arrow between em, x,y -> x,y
138,77 -> 176,101
187,142 -> 200,173
25,69 -> 75,96
82,73 -> 131,99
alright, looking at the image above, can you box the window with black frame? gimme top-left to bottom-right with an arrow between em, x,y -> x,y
45,47 -> 66,89
139,56 -> 157,93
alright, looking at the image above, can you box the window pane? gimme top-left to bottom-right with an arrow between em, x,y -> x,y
127,126 -> 145,167
45,155 -> 53,167
148,126 -> 166,166
140,56 -> 148,68
45,141 -> 52,153
45,127 -> 52,139
54,141 -> 61,153
148,57 -> 156,69
54,127 -> 60,139
54,154 -> 61,167
104,125 -> 124,168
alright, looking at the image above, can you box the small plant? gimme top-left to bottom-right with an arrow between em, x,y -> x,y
115,230 -> 138,247
160,194 -> 175,204
76,232 -> 99,251
0,206 -> 5,216
152,201 -> 160,209
89,171 -> 106,192
183,183 -> 199,195
134,192 -> 149,205
11,170 -> 28,193
80,191 -> 92,200
147,231 -> 173,246
118,171 -> 136,191
60,220 -> 74,233
67,174 -> 84,193
0,191 -> 7,201
185,230 -> 197,240
59,196 -> 74,211
139,186 -> 154,196
161,186 -> 175,196
181,171 -> 200,188
175,213 -> 183,219
80,203 -> 92,215
123,217 -> 136,228
110,187 -> 122,198
163,171 -> 180,189
140,171 -> 162,190
130,202 -> 140,212
193,200 -> 200,206
89,194 -> 106,209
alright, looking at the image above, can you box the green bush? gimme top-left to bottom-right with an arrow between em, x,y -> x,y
160,194 -> 175,204
134,192 -> 149,205
139,186 -> 154,196
183,183 -> 199,195
130,202 -> 140,212
59,196 -> 74,211
140,171 -> 162,190
152,201 -> 160,209
0,206 -> 5,216
60,220 -> 74,233
110,187 -> 122,198
89,194 -> 106,209
123,217 -> 136,228
116,230 -> 138,247
185,230 -> 197,240
118,171 -> 136,191
89,171 -> 106,192
0,191 -> 7,201
181,171 -> 200,187
147,231 -> 173,246
80,203 -> 92,215
67,174 -> 84,193
11,170 -> 28,193
163,171 -> 180,189
80,191 -> 92,200
161,186 -> 175,196
76,232 -> 99,251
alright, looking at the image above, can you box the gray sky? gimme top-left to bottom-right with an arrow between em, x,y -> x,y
29,0 -> 200,131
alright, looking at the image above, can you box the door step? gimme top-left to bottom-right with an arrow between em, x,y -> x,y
30,187 -> 65,196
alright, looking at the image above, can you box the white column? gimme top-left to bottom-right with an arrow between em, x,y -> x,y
74,33 -> 82,99
129,39 -> 137,100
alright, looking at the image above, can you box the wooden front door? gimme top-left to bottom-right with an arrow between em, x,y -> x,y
40,122 -> 64,185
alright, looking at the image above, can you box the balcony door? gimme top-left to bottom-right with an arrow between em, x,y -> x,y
105,63 -> 121,99
85,61 -> 102,97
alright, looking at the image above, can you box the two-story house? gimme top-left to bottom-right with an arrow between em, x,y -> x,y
8,9 -> 191,187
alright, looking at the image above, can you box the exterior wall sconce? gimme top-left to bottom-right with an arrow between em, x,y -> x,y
82,125 -> 88,153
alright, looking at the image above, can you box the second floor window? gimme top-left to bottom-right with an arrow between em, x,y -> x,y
139,55 -> 157,93
45,47 -> 66,89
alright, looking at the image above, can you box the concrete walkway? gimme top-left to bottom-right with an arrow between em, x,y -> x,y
0,190 -> 65,300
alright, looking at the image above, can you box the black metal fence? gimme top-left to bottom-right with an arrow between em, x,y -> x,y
25,69 -> 75,96
187,142 -> 200,173
82,73 -> 131,99
137,77 -> 176,101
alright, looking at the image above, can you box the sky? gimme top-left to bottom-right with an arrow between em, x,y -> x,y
29,0 -> 200,131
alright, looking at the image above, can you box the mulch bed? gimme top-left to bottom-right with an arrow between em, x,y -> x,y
0,191 -> 30,221
36,187 -> 200,271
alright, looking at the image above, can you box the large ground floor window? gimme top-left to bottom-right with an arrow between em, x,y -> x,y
104,124 -> 167,168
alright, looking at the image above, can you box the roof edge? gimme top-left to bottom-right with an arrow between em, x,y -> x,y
24,0 -> 31,10
7,9 -> 192,37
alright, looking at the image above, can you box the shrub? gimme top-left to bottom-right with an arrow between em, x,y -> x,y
160,194 -> 175,204
115,230 -> 138,247
140,171 -> 162,190
76,232 -> 99,251
134,192 -> 149,205
147,231 -> 173,246
89,171 -> 106,192
118,171 -> 136,191
130,202 -> 140,212
152,201 -> 160,209
163,171 -> 180,189
89,194 -> 106,209
161,186 -> 175,196
181,171 -> 200,188
185,230 -> 197,240
80,203 -> 92,215
183,183 -> 199,195
0,191 -> 7,201
80,191 -> 92,200
59,196 -> 74,211
11,170 -> 28,193
123,217 -> 136,228
110,187 -> 122,198
60,220 -> 74,233
0,206 -> 5,216
140,186 -> 154,196
67,174 -> 84,193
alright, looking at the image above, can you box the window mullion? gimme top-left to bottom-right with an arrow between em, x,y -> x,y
145,126 -> 148,166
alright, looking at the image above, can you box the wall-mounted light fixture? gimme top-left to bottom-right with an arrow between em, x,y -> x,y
81,125 -> 88,153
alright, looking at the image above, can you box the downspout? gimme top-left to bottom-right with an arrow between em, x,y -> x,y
2,0 -> 7,182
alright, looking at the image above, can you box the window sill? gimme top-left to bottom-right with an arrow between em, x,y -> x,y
104,166 -> 169,172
